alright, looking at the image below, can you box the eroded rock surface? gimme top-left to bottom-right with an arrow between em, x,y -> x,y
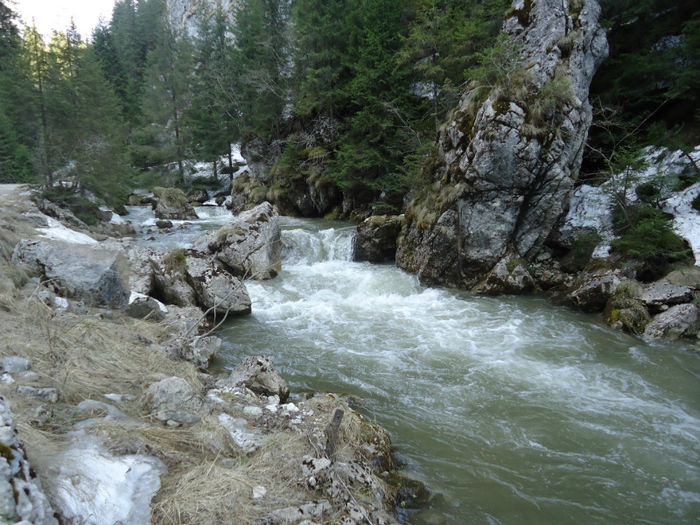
218,355 -> 290,402
397,0 -> 608,293
151,186 -> 198,220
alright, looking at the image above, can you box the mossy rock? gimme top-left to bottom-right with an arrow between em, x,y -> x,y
152,186 -> 189,209
604,294 -> 650,334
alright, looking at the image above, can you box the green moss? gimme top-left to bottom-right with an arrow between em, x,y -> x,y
493,99 -> 510,115
561,233 -> 602,273
152,186 -> 189,209
163,249 -> 187,273
0,441 -> 14,462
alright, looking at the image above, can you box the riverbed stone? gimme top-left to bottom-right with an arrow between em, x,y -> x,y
566,271 -> 622,313
142,376 -> 205,424
218,355 -> 289,402
644,303 -> 700,340
151,187 -> 198,220
640,282 -> 694,313
216,202 -> 282,280
184,255 -> 251,317
472,257 -> 535,295
17,386 -> 59,403
125,292 -> 168,321
178,335 -> 222,369
352,215 -> 404,263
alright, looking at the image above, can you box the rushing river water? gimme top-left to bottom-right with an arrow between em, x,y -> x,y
130,208 -> 700,524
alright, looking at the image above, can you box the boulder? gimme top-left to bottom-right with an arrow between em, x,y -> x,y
162,305 -> 211,339
352,215 -> 404,263
644,304 -> 700,340
186,188 -> 209,203
12,239 -> 130,308
566,271 -> 622,313
151,187 -> 198,220
472,257 -> 535,295
187,335 -> 222,369
604,295 -> 650,335
142,377 -> 205,424
155,219 -> 173,229
396,0 -> 608,290
125,292 -> 168,321
0,397 -> 58,524
200,202 -> 282,280
184,255 -> 251,318
151,251 -> 198,307
640,282 -> 694,313
218,356 -> 289,402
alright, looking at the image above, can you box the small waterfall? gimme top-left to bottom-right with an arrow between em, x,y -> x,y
281,224 -> 354,265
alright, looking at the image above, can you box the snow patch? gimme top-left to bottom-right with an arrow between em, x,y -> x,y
53,296 -> 69,309
49,434 -> 166,525
38,217 -> 97,245
561,146 -> 700,263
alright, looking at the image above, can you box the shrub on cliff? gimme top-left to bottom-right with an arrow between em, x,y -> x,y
611,205 -> 693,280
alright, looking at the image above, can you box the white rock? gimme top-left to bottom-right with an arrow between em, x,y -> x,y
243,406 -> 263,418
252,485 -> 267,499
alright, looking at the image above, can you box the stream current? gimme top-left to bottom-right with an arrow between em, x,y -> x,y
131,207 -> 700,524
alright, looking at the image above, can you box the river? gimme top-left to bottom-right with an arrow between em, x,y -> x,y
131,207 -> 700,524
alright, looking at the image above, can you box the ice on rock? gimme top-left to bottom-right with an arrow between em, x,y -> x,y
49,434 -> 166,525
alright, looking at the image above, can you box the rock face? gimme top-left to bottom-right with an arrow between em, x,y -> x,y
640,283 -> 694,313
195,202 -> 282,280
352,215 -> 404,263
151,187 -> 198,220
12,239 -> 130,308
0,396 -> 58,525
396,0 -> 608,292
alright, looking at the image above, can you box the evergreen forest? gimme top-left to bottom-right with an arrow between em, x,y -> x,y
0,0 -> 698,214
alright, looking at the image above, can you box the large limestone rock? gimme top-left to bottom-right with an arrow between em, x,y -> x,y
0,396 -> 58,525
352,215 -> 404,263
151,187 -> 198,220
195,202 -> 282,280
12,239 -> 130,308
396,0 -> 608,292
184,255 -> 251,317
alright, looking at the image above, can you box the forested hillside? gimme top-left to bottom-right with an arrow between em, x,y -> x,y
0,0 -> 698,216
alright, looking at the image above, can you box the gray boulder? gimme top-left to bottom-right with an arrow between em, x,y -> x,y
151,187 -> 198,220
184,255 -> 251,318
178,335 -> 222,369
566,271 -> 622,313
218,355 -> 289,402
151,251 -> 198,307
640,282 -> 694,313
162,305 -> 211,339
142,377 -> 205,424
125,292 -> 168,321
644,304 -> 699,340
352,215 -> 404,263
0,397 -> 58,524
197,202 -> 282,280
472,257 -> 535,295
396,0 -> 608,290
12,239 -> 130,308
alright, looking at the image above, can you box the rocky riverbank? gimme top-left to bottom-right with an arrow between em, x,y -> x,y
0,185 -> 408,524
